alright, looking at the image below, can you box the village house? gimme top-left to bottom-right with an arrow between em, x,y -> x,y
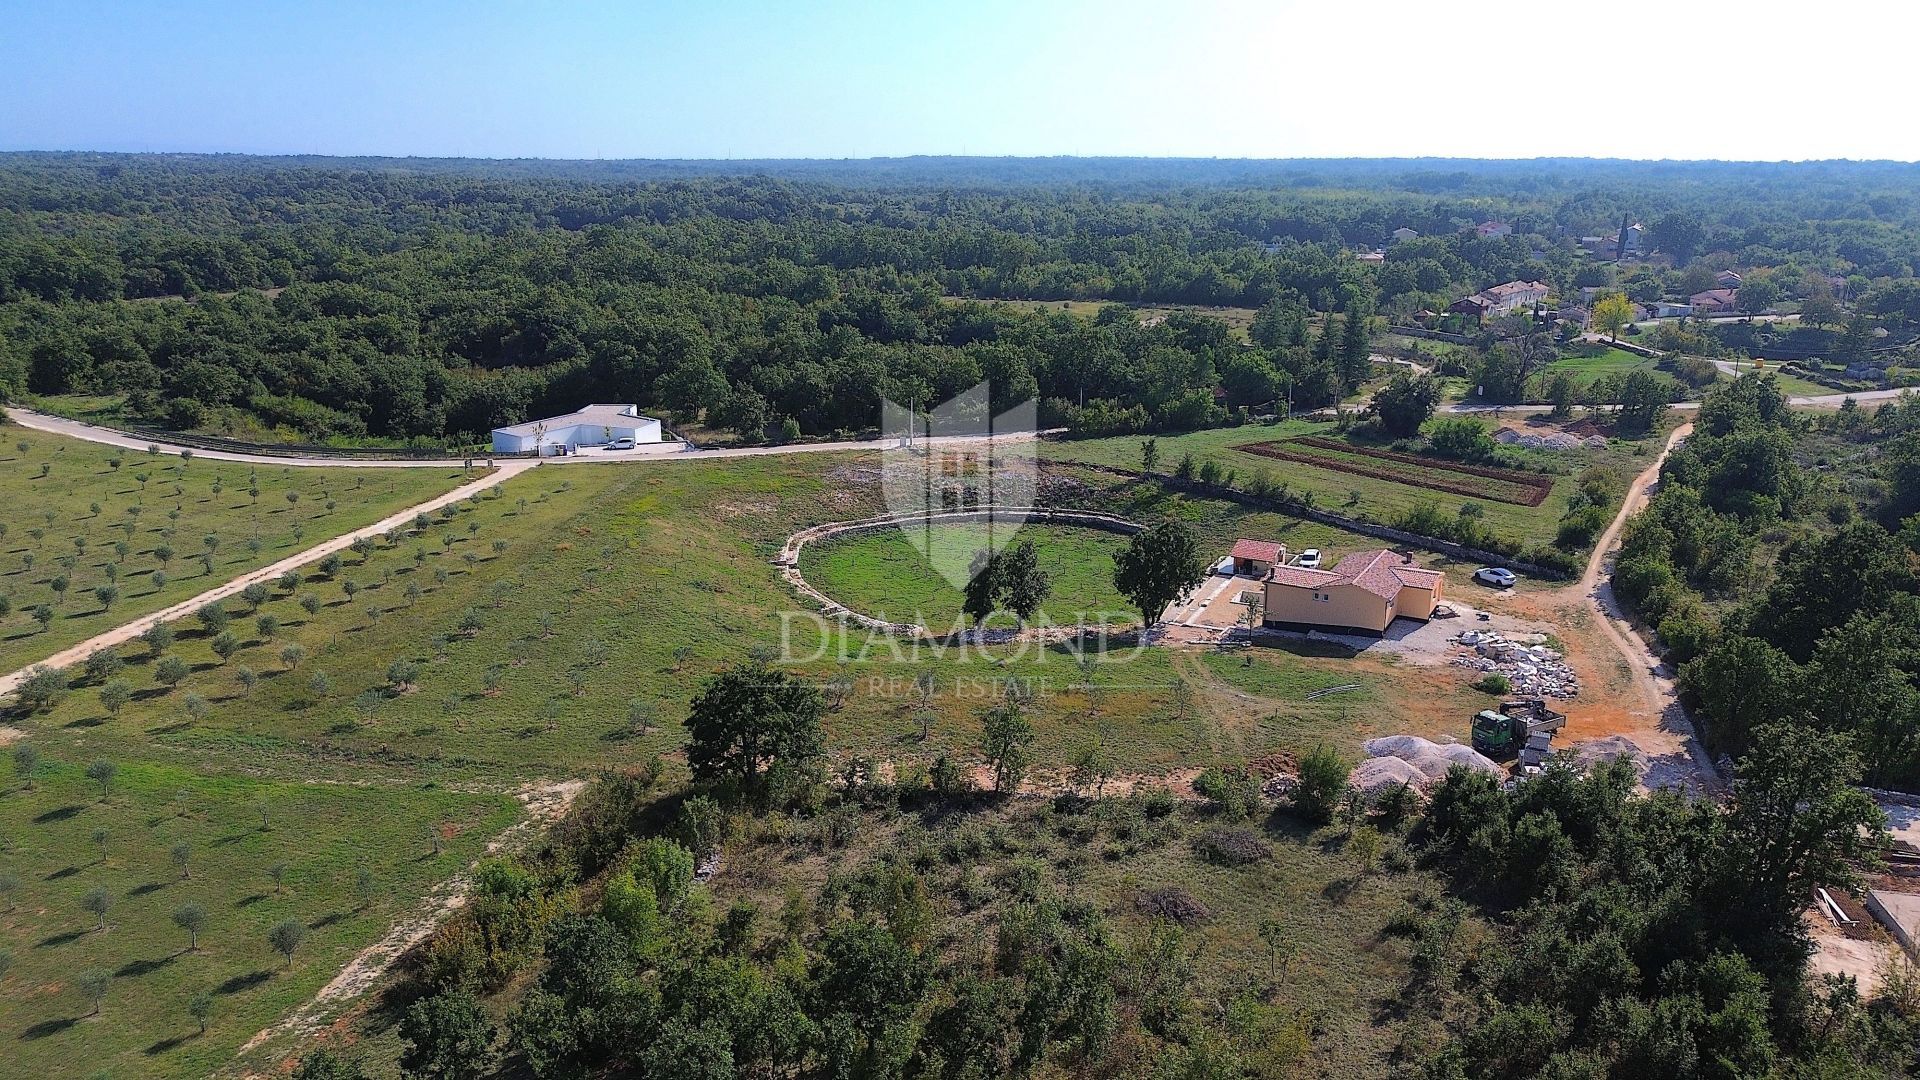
1474,220 -> 1512,239
491,404 -> 664,455
1448,279 -> 1550,322
1390,227 -> 1419,242
1263,549 -> 1446,636
1689,288 -> 1740,314
1229,538 -> 1286,577
1652,300 -> 1694,318
1714,269 -> 1744,289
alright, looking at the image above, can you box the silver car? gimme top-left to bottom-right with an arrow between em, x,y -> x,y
1474,567 -> 1517,588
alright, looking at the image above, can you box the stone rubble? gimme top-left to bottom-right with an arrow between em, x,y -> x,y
1449,627 -> 1582,698
1493,427 -> 1608,451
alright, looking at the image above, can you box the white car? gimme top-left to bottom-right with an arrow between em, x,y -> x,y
1296,549 -> 1322,569
607,437 -> 636,450
1474,567 -> 1518,588
1213,556 -> 1235,576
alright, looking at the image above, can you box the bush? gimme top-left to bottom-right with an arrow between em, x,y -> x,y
1191,766 -> 1260,819
1555,505 -> 1610,550
1291,745 -> 1350,824
1194,827 -> 1271,866
1473,674 -> 1512,694
1428,418 -> 1496,461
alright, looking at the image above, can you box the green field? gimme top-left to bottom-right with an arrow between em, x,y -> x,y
799,522 -> 1133,630
0,443 -> 1514,1072
0,429 -> 471,672
0,755 -> 517,1078
939,297 -> 1262,340
1041,422 -> 1664,552
1541,346 -> 1686,392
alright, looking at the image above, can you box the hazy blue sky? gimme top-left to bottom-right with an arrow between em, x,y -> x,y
1,0 -> 1910,161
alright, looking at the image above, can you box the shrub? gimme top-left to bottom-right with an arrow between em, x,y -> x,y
1473,674 -> 1513,694
1191,766 -> 1261,819
1291,745 -> 1350,824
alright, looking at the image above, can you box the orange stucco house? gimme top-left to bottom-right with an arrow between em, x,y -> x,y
1262,549 -> 1445,636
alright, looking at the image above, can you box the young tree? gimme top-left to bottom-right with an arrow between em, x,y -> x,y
82,886 -> 112,929
99,680 -> 131,714
141,621 -> 175,656
1112,519 -> 1207,629
1140,436 -> 1161,472
76,968 -> 109,1015
211,630 -> 240,663
172,841 -> 193,879
188,991 -> 213,1035
12,743 -> 39,790
92,583 -> 120,612
155,654 -> 190,687
998,539 -> 1052,626
981,701 -> 1034,793
16,665 -> 66,712
85,758 -> 117,799
961,548 -> 1003,628
267,918 -> 307,967
173,902 -> 207,950
683,660 -> 825,786
280,642 -> 306,671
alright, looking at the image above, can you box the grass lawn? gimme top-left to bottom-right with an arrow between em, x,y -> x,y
0,755 -> 517,1079
1542,347 -> 1687,394
798,522 -> 1133,631
0,429 -> 472,673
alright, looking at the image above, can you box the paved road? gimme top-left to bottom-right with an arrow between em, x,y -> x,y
0,459 -> 536,696
8,406 -> 1057,469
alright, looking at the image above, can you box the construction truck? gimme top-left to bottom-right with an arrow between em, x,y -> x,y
1471,699 -> 1568,765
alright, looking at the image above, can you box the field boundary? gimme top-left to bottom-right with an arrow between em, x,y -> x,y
1236,438 -> 1555,507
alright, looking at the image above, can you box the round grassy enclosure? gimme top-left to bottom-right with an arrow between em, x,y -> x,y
798,522 -> 1136,630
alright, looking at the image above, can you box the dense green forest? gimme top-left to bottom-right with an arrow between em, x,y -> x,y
6,154 -> 1920,444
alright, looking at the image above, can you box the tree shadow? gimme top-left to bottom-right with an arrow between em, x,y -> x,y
34,805 -> 84,824
63,715 -> 105,729
43,865 -> 80,881
214,970 -> 272,995
127,881 -> 169,898
234,893 -> 269,907
20,1016 -> 78,1040
37,929 -> 87,948
309,911 -> 348,930
145,722 -> 193,736
144,1034 -> 190,1055
116,953 -> 178,977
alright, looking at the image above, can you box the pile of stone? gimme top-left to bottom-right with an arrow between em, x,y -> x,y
1563,735 -> 1651,781
1493,428 -> 1608,451
1450,628 -> 1582,698
1363,735 -> 1504,780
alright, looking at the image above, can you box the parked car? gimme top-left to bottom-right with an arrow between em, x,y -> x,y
1474,567 -> 1517,588
1213,556 -> 1235,576
1296,548 -> 1322,569
608,437 -> 636,450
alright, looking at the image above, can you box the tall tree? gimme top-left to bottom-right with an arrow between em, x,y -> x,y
1112,520 -> 1206,628
684,660 -> 825,785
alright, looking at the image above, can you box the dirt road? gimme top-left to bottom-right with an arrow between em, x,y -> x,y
0,460 -> 534,696
1515,423 -> 1720,792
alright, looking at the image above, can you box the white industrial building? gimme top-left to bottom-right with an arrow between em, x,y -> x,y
491,404 -> 663,455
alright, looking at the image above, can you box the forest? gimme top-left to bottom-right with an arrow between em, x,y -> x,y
6,154 -> 1920,445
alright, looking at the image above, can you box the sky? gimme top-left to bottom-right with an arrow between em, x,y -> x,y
0,0 -> 1912,162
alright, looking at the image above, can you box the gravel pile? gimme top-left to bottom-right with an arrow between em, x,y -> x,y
1450,628 -> 1581,698
1494,428 -> 1592,451
1564,735 -> 1651,780
1350,755 -> 1428,794
1364,735 -> 1504,779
